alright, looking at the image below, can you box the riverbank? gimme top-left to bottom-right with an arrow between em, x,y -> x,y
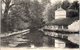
0,47 -> 79,50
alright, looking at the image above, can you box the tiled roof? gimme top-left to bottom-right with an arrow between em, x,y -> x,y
56,7 -> 65,11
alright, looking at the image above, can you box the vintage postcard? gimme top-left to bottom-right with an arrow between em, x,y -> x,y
0,0 -> 80,50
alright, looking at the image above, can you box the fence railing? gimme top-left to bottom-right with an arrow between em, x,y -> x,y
0,29 -> 30,37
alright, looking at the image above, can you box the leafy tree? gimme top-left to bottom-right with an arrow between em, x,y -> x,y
61,0 -> 70,10
1,0 -> 15,33
3,0 -> 45,31
1,0 -> 27,32
8,1 -> 32,31
11,0 -> 45,29
48,2 -> 61,21
41,0 -> 51,6
28,0 -> 45,29
15,1 -> 45,46
67,1 -> 79,18
1,0 -> 31,32
68,1 -> 79,10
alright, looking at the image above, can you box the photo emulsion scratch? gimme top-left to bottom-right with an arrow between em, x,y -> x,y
0,0 -> 80,50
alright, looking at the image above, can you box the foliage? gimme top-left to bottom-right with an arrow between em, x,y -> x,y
2,0 -> 79,33
48,2 -> 61,21
41,0 -> 50,6
2,0 -> 45,33
67,1 -> 79,18
1,0 -> 15,33
61,0 -> 70,10
28,0 -> 45,29
61,0 -> 79,18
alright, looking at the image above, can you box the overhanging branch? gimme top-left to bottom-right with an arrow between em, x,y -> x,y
2,0 -> 6,3
9,4 -> 15,8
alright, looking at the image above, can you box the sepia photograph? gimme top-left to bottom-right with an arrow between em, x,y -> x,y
0,0 -> 80,50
